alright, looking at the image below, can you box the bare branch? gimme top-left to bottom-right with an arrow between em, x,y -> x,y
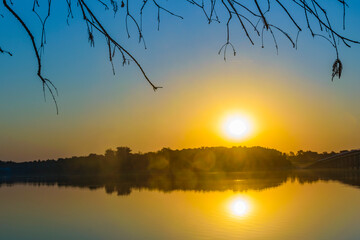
3,0 -> 58,114
0,46 -> 12,56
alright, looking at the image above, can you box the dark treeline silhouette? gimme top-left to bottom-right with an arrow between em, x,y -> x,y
0,146 -> 293,176
1,170 -> 360,196
1,146 -> 355,178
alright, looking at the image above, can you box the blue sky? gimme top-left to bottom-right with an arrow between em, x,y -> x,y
1,0 -> 360,161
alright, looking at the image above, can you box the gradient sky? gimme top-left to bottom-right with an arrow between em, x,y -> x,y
1,1 -> 360,162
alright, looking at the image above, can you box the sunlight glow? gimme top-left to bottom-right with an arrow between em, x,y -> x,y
222,113 -> 252,140
229,197 -> 251,217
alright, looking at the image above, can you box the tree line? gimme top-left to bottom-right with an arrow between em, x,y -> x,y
1,146 -> 350,176
0,146 -> 295,176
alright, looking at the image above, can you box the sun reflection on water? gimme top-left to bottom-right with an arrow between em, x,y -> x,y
228,196 -> 252,218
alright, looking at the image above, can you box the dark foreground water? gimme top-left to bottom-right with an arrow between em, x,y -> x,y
1,170 -> 360,240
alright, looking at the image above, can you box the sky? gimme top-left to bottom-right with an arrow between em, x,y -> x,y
1,0 -> 360,162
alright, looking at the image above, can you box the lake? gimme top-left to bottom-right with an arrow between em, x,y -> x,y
1,170 -> 360,240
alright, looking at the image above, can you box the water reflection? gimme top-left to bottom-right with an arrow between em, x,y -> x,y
229,196 -> 251,217
2,170 -> 360,239
1,170 -> 360,195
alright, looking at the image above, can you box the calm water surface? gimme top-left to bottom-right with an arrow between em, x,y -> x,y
1,172 -> 360,240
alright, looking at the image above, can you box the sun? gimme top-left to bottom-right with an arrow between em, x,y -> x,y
222,113 -> 252,140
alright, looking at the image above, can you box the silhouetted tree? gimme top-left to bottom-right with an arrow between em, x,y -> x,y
1,0 -> 359,113
116,147 -> 132,171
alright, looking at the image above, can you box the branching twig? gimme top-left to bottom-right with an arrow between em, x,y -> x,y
3,0 -> 58,114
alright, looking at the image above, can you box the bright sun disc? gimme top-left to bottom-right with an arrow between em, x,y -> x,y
222,114 -> 252,140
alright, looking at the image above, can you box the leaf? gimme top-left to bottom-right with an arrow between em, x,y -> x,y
332,58 -> 343,81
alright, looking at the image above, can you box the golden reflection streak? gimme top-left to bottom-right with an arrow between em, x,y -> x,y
227,196 -> 252,218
